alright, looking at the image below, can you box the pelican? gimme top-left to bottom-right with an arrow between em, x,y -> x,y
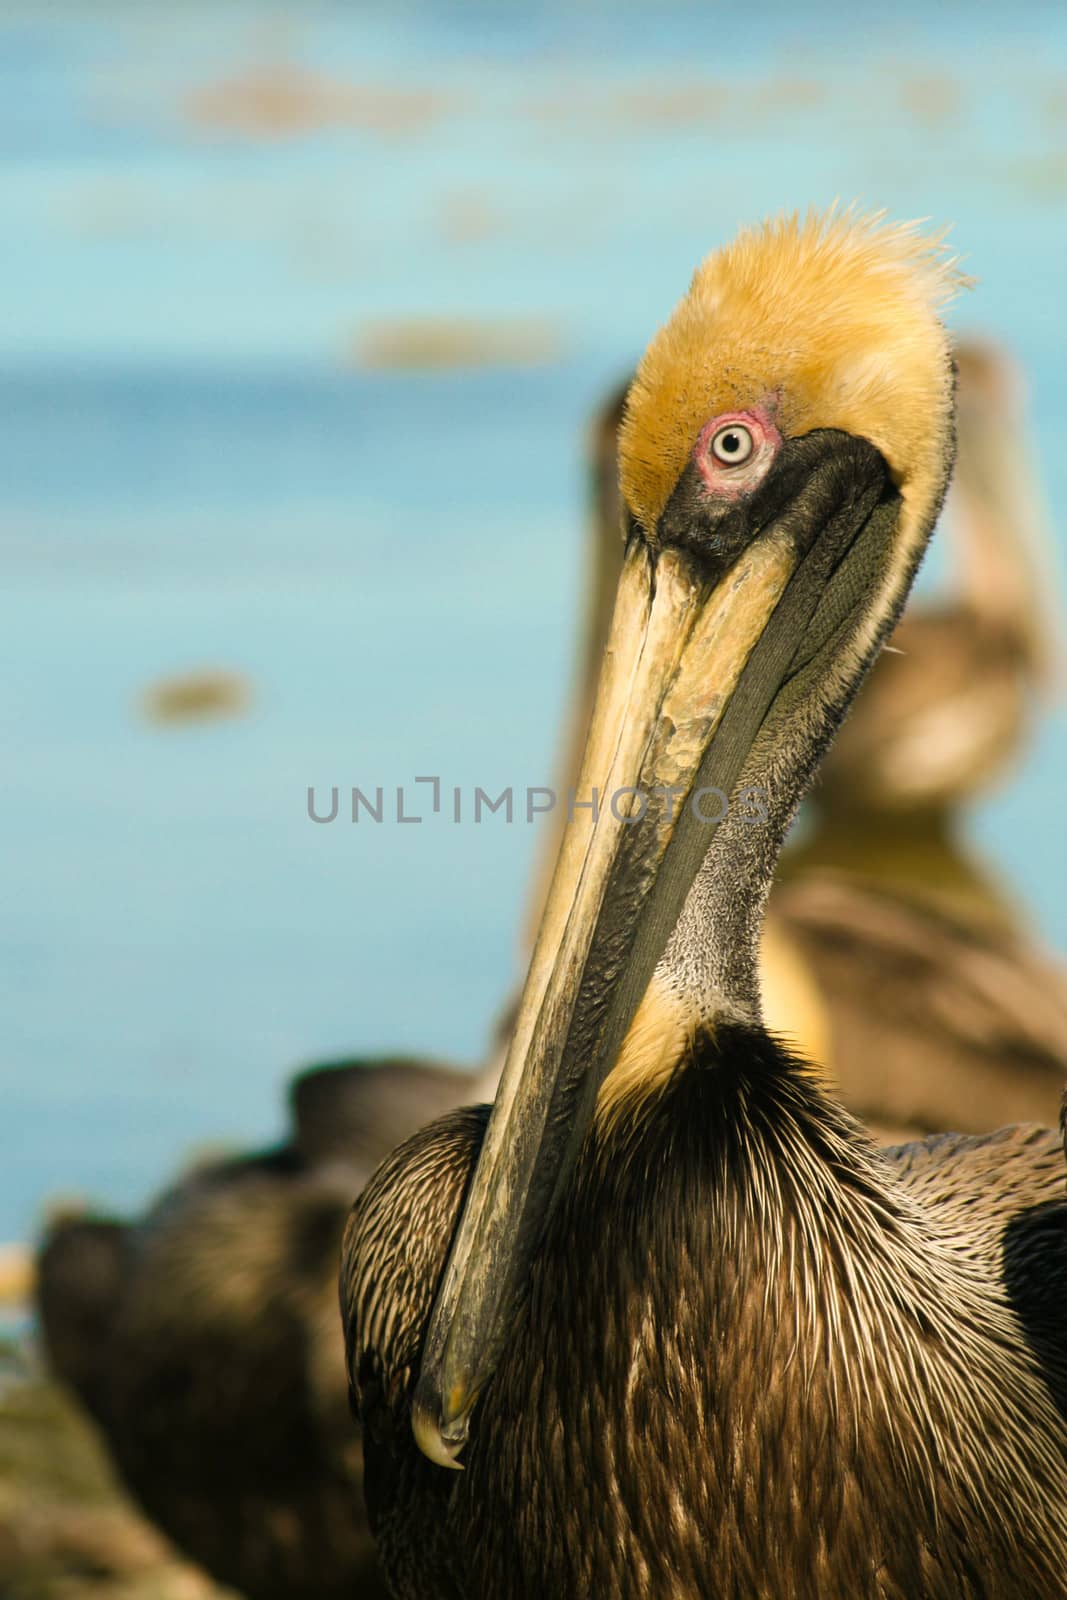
36,1058 -> 481,1599
341,211 -> 1067,1598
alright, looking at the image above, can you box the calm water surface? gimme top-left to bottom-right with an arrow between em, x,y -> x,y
2,1 -> 1065,1239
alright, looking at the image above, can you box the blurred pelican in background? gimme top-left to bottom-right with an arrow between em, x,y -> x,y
769,338 -> 1067,1137
529,341 -> 1067,1141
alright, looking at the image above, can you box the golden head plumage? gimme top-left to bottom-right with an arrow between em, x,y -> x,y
620,207 -> 967,539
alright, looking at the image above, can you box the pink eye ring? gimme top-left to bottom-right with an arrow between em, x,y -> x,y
694,406 -> 780,499
709,423 -> 754,466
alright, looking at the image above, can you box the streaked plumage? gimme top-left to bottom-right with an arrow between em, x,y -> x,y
346,1053 -> 1067,1598
342,211 -> 1067,1598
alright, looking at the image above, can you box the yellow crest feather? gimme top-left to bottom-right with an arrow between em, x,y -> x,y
619,207 -> 967,534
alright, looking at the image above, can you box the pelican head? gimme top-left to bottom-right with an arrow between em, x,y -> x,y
413,209 -> 964,1464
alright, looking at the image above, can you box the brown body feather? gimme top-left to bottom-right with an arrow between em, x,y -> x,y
342,1028 -> 1067,1599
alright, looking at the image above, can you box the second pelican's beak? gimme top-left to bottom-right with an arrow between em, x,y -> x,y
413,427 -> 898,1464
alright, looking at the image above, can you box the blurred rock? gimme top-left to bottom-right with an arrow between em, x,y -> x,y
0,1341 -> 233,1600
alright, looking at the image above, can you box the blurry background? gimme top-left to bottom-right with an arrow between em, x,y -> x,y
2,0 -> 1065,1246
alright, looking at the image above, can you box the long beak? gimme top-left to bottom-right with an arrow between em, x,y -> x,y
413,440 -> 895,1467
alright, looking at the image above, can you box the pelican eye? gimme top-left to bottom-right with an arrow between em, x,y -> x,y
710,424 -> 754,465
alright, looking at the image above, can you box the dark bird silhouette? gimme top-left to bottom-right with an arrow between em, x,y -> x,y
341,211 -> 1067,1599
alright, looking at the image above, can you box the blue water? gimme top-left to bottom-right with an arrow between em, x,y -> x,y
2,2 -> 1066,1240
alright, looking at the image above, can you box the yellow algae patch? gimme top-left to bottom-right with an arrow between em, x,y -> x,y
140,670 -> 253,727
353,317 -> 564,372
185,66 -> 448,139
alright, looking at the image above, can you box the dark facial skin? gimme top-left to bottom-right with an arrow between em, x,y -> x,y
654,428 -> 891,580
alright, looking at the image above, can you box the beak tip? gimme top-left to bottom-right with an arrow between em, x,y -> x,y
412,1382 -> 471,1471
